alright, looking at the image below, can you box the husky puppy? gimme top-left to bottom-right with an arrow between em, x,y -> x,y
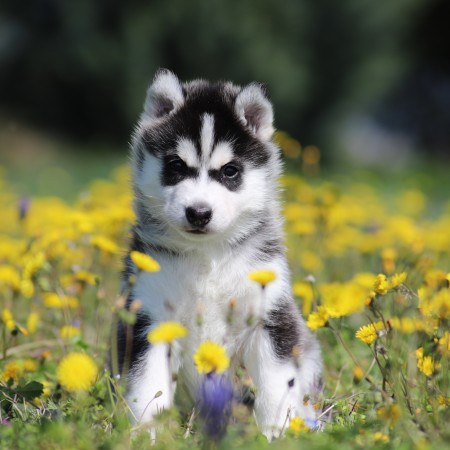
117,69 -> 322,439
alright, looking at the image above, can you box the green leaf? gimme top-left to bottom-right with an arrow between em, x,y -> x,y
15,381 -> 44,401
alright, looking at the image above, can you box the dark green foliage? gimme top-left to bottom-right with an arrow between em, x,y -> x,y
1,0 -> 448,157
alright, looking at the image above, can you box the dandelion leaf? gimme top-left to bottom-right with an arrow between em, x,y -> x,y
16,381 -> 44,401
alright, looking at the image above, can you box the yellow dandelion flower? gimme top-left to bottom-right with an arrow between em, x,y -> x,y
381,248 -> 397,274
248,269 -> 277,287
289,417 -> 310,433
389,316 -> 436,334
416,347 -> 440,377
425,269 -> 447,289
17,325 -> 29,336
147,321 -> 188,344
22,252 -> 46,279
130,251 -> 160,272
415,347 -> 424,360
90,235 -> 119,254
57,352 -> 98,392
355,321 -> 385,345
2,361 -> 23,383
59,325 -> 81,339
437,332 -> 449,355
373,431 -> 389,443
74,270 -> 98,285
420,356 -> 437,377
23,358 -> 38,372
293,281 -> 314,316
194,340 -> 230,374
306,306 -> 329,330
388,272 -> 407,289
374,274 -> 389,295
40,380 -> 52,397
20,278 -> 34,298
377,403 -> 401,426
27,311 -> 39,334
43,293 -> 79,309
0,265 -> 21,291
320,280 -> 368,317
2,308 -> 15,330
300,250 -> 322,272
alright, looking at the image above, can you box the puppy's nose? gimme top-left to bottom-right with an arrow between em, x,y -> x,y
185,204 -> 212,228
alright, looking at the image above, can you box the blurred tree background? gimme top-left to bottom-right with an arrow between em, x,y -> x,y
0,0 -> 449,164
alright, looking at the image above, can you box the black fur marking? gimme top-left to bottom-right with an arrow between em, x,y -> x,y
141,124 -> 178,157
121,229 -> 143,284
135,146 -> 146,172
258,239 -> 284,260
161,154 -> 199,186
263,301 -> 301,360
122,254 -> 134,285
116,299 -> 153,375
130,227 -> 146,253
129,226 -> 180,258
208,160 -> 243,191
135,201 -> 163,228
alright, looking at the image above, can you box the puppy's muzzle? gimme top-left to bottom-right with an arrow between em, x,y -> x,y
185,203 -> 212,230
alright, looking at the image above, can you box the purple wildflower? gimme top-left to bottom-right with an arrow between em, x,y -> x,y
305,418 -> 319,430
198,372 -> 233,440
18,197 -> 30,221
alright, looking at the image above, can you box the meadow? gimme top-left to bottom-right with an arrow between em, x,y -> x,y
0,136 -> 449,449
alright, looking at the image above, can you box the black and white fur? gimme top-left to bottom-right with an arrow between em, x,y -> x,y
116,70 -> 322,440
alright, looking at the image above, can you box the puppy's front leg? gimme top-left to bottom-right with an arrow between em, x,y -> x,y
126,343 -> 178,439
244,304 -> 322,440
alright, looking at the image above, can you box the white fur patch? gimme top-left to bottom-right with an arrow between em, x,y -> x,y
200,114 -> 215,162
176,138 -> 199,168
126,342 -> 180,436
210,142 -> 234,170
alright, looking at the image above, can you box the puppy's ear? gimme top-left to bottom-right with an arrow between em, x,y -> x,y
142,69 -> 184,121
235,83 -> 274,141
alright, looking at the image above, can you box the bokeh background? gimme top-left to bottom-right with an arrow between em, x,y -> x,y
1,0 -> 449,196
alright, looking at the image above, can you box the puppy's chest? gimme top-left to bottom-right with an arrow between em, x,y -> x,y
133,254 -> 259,333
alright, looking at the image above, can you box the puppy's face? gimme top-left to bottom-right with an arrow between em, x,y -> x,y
132,71 -> 280,242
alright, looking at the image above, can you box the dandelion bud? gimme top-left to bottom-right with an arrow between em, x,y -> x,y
115,295 -> 126,309
129,299 -> 143,313
352,366 -> 364,384
304,274 -> 316,283
226,298 -> 237,324
196,303 -> 204,327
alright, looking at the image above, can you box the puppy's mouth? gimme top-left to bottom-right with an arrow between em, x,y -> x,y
185,228 -> 208,235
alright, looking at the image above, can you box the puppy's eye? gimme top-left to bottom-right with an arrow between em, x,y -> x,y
222,164 -> 239,178
167,157 -> 187,172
